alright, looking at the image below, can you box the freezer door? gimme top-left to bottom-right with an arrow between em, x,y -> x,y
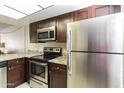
67,52 -> 123,88
67,13 -> 124,53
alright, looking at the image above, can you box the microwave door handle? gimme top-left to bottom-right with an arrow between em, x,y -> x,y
48,30 -> 50,39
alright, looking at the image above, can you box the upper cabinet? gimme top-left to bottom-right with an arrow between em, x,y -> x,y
30,22 -> 39,43
91,5 -> 121,17
30,17 -> 57,43
38,17 -> 57,29
29,5 -> 120,43
74,7 -> 92,21
57,13 -> 73,42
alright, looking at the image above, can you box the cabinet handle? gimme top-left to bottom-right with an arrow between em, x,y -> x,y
56,67 -> 60,70
8,67 -> 11,70
17,60 -> 19,63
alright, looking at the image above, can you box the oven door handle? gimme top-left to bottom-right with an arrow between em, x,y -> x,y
29,60 -> 47,66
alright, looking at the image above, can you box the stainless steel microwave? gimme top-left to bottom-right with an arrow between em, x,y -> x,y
37,26 -> 56,42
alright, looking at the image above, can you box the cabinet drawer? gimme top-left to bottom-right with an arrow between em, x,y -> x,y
8,58 -> 25,67
49,63 -> 67,73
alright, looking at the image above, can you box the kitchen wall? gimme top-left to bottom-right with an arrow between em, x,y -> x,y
0,26 -> 26,53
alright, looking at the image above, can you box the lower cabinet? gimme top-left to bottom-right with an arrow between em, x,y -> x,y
48,63 -> 67,88
7,58 -> 26,88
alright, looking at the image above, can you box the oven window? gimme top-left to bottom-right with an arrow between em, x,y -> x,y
31,63 -> 46,79
38,32 -> 48,39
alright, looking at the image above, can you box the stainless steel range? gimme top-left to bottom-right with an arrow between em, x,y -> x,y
29,47 -> 62,88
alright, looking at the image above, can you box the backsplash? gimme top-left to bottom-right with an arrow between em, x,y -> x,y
27,42 -> 67,55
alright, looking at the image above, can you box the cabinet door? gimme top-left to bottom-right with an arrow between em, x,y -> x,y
91,5 -> 120,17
25,58 -> 29,83
57,13 -> 73,42
49,63 -> 67,88
74,7 -> 92,21
49,17 -> 57,27
7,66 -> 19,88
39,20 -> 49,29
18,58 -> 26,83
30,22 -> 38,43
7,58 -> 26,88
49,71 -> 67,88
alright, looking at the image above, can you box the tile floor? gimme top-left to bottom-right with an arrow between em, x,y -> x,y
16,82 -> 30,88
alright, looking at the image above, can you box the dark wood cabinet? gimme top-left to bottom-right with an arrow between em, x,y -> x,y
48,63 -> 67,88
91,5 -> 120,17
57,13 -> 73,42
38,20 -> 49,29
38,17 -> 57,29
74,7 -> 92,21
30,17 -> 57,43
25,58 -> 29,83
7,58 -> 26,88
29,5 -> 120,43
30,22 -> 38,43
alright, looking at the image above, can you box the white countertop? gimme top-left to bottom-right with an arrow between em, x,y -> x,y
49,55 -> 67,65
0,52 -> 41,62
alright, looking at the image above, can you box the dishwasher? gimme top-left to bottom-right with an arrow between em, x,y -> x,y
0,61 -> 7,88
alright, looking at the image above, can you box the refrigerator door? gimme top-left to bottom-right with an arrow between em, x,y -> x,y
67,52 -> 123,88
67,13 -> 124,53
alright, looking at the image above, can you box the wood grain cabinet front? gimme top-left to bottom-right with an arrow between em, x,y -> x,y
29,22 -> 39,43
29,5 -> 120,43
48,63 -> 67,88
91,5 -> 121,17
74,7 -> 92,21
57,13 -> 73,42
7,58 -> 26,88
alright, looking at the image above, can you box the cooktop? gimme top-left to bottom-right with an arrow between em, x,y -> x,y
30,47 -> 62,62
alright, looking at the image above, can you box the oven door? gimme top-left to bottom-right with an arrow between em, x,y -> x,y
30,61 -> 48,83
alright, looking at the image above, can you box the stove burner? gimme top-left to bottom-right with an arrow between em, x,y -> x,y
30,47 -> 62,62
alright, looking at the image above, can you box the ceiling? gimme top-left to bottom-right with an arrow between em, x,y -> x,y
0,2 -> 52,19
0,5 -> 92,26
0,0 -> 121,27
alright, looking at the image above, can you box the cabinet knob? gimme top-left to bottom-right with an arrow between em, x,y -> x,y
8,67 -> 11,70
56,67 -> 60,70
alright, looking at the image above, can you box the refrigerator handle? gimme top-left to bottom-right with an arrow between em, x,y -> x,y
67,30 -> 72,75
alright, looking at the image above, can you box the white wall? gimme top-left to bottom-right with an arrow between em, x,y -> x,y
0,26 -> 26,53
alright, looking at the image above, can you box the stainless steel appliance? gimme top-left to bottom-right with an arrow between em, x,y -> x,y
37,26 -> 56,42
0,61 -> 7,88
29,47 -> 62,88
67,13 -> 124,88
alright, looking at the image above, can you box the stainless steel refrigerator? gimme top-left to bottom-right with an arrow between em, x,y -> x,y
67,13 -> 124,88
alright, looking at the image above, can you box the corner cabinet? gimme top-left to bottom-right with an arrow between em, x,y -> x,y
56,13 -> 73,42
48,63 -> 67,88
7,58 -> 26,88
